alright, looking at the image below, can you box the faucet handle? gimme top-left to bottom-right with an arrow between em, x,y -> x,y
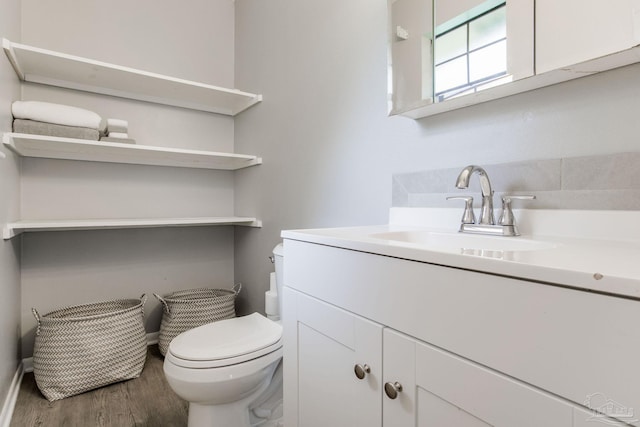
499,195 -> 536,226
447,196 -> 476,224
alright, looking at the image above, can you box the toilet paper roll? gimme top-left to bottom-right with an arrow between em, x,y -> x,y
265,290 -> 279,316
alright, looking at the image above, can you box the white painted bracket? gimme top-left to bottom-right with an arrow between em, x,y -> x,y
2,224 -> 19,240
240,219 -> 263,228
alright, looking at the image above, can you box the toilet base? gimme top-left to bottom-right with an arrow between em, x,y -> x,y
185,361 -> 280,427
188,401 -> 252,427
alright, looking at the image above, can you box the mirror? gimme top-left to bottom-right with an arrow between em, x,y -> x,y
388,0 -> 533,116
434,0 -> 509,102
388,0 -> 434,114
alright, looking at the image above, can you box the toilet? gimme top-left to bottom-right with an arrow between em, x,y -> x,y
164,244 -> 285,427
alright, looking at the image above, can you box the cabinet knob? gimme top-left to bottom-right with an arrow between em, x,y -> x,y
384,381 -> 403,399
354,364 -> 371,380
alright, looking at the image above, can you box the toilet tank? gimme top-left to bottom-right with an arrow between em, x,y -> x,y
273,243 -> 284,311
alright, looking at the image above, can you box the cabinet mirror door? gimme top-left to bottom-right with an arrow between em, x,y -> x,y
388,0 -> 435,114
388,0 -> 533,115
535,0 -> 640,74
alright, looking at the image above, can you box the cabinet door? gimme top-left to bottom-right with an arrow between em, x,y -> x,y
389,0 -> 434,114
536,0 -> 640,74
383,329 -> 575,427
283,287 -> 383,427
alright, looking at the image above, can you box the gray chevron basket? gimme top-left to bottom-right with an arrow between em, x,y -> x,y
155,284 -> 240,356
32,295 -> 147,401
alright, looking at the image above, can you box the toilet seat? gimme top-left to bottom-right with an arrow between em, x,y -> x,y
167,312 -> 283,369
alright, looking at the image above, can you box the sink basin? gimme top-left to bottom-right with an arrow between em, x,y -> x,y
371,230 -> 557,252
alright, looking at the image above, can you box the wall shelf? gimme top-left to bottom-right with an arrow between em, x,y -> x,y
2,39 -> 263,239
3,217 -> 262,240
2,38 -> 262,115
3,133 -> 262,170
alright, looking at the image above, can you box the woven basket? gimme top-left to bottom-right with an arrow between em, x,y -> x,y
155,284 -> 240,356
32,295 -> 147,401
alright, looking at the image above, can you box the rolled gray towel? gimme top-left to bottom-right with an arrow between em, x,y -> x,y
99,136 -> 136,144
13,119 -> 100,140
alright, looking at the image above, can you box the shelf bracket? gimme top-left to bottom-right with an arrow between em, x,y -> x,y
246,157 -> 263,168
3,224 -> 20,240
238,220 -> 262,228
2,38 -> 25,80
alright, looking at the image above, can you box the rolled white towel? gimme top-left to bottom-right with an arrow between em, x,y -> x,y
107,118 -> 128,133
107,132 -> 129,138
12,101 -> 104,130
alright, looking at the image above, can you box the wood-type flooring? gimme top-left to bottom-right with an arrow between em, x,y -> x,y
10,345 -> 188,427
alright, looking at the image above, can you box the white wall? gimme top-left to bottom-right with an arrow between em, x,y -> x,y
11,0 -> 640,357
233,0 -> 640,314
19,0 -> 239,356
0,0 -> 22,411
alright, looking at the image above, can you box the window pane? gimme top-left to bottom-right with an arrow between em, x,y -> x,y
435,26 -> 467,65
469,39 -> 506,82
469,6 -> 506,51
435,56 -> 468,93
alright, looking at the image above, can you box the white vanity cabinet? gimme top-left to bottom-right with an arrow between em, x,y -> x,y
282,288 -> 383,427
384,328 -> 578,426
536,0 -> 640,74
285,289 -> 595,427
282,237 -> 640,427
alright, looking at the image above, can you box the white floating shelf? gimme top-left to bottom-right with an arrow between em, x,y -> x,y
2,38 -> 262,115
3,217 -> 262,240
3,133 -> 262,170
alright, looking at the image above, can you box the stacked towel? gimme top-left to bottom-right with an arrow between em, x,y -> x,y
100,118 -> 135,144
107,118 -> 128,133
11,101 -> 106,141
107,132 -> 129,139
100,137 -> 136,144
13,119 -> 100,140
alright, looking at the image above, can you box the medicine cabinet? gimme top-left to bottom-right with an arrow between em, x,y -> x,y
388,0 -> 640,119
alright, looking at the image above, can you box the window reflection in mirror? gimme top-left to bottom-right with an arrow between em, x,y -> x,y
388,0 -> 532,116
434,0 -> 512,102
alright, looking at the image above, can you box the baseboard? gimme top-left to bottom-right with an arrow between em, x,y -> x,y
146,331 -> 159,345
22,358 -> 32,374
0,363 -> 24,427
22,331 -> 160,374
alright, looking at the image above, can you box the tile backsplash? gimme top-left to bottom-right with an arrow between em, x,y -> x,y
392,152 -> 640,210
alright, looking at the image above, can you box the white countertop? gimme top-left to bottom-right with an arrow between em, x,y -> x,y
281,208 -> 640,299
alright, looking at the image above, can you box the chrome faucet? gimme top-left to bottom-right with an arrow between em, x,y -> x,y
454,165 -> 495,225
448,165 -> 535,236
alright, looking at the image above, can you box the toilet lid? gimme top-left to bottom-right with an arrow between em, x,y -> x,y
168,312 -> 283,362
